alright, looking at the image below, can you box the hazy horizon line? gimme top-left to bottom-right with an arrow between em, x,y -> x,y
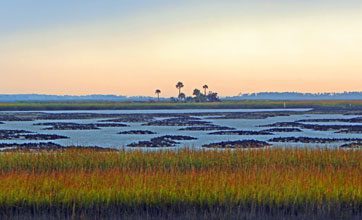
1,91 -> 362,97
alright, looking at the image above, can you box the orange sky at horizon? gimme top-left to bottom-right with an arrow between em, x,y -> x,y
1,1 -> 361,97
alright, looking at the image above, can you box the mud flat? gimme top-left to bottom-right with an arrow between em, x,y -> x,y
0,113 -> 37,121
1,108 -> 362,149
100,114 -> 156,123
179,125 -> 236,131
118,130 -> 156,135
0,111 -> 299,122
35,122 -> 99,130
0,112 -> 204,122
0,129 -> 33,135
100,113 -> 211,123
335,127 -> 362,134
297,117 -> 362,123
340,142 -> 362,148
0,142 -> 63,151
203,111 -> 299,120
0,129 -> 68,140
33,113 -> 126,120
0,112 -> 131,121
93,123 -> 128,128
209,130 -> 273,135
269,137 -> 362,144
261,122 -> 362,133
128,135 -> 197,148
260,122 -> 302,128
35,122 -> 129,130
100,113 -> 218,123
142,117 -> 211,126
260,128 -> 302,133
203,140 -> 270,149
0,110 -> 306,124
298,124 -> 362,133
0,143 -> 117,152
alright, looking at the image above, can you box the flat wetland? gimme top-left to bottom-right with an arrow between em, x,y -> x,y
1,100 -> 362,111
0,101 -> 361,149
0,148 -> 361,219
0,100 -> 361,219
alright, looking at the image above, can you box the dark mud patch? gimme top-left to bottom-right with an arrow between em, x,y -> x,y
34,122 -> 99,130
35,113 -> 126,120
93,123 -> 128,128
0,142 -> 63,151
0,129 -> 33,135
340,142 -> 362,148
142,118 -> 211,127
0,112 -> 133,121
261,122 -> 362,133
35,122 -> 129,130
269,137 -> 362,144
336,128 -> 362,134
118,130 -> 156,135
0,113 -> 36,121
0,129 -> 68,140
203,140 -> 270,149
300,124 -> 362,133
100,114 -> 156,123
297,117 -> 362,123
0,143 -> 117,152
209,130 -> 273,135
260,122 -> 304,128
128,135 -> 197,148
179,125 -> 236,131
203,111 -> 298,120
260,128 -> 302,133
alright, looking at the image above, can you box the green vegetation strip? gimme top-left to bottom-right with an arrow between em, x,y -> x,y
0,100 -> 362,111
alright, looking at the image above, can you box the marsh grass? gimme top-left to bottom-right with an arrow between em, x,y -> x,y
0,148 -> 361,219
1,100 -> 362,111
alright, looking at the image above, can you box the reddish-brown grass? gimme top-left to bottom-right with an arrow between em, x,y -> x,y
0,148 -> 360,219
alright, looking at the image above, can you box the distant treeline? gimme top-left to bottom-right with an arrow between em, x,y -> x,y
0,94 -> 157,102
0,92 -> 362,102
224,92 -> 362,100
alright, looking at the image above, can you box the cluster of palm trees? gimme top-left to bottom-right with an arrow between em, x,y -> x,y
154,82 -> 219,102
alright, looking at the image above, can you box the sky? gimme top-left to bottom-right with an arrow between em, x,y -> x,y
0,0 -> 362,97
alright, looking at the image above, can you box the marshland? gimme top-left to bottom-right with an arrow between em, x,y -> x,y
2,1 -> 362,219
0,148 -> 361,219
0,101 -> 362,149
0,101 -> 361,219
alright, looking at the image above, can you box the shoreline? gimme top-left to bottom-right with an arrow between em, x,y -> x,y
0,100 -> 361,111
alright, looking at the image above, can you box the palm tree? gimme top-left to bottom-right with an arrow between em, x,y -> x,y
155,89 -> 161,101
202,85 -> 209,96
193,89 -> 202,102
176,82 -> 184,96
178,92 -> 186,101
193,89 -> 201,97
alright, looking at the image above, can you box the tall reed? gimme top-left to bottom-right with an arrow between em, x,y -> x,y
0,148 -> 360,219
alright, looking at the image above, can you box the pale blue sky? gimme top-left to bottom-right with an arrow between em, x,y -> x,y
2,1 -> 361,34
0,1 -> 164,33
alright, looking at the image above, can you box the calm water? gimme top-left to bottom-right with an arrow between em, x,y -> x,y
0,109 -> 360,149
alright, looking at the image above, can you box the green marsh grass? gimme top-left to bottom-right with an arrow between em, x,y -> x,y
0,148 -> 360,219
1,100 -> 362,111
